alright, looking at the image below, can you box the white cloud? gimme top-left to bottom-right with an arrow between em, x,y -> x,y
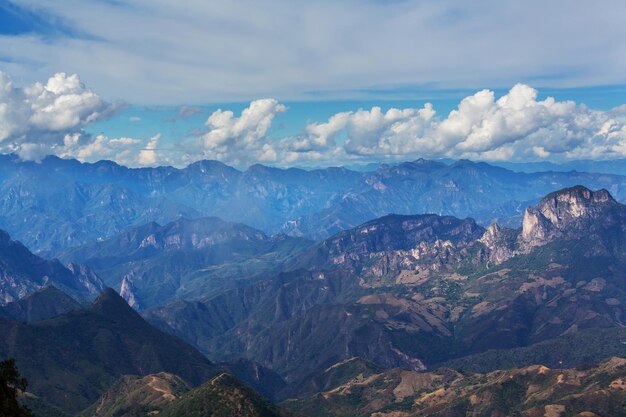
201,99 -> 286,166
59,133 -> 143,166
0,71 -> 116,160
296,84 -> 626,164
3,71 -> 626,168
137,134 -> 161,166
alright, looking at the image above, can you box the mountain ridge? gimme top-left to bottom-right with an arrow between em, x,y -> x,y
4,154 -> 626,251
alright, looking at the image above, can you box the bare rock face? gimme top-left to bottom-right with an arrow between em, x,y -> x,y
66,263 -> 106,296
479,222 -> 518,265
520,186 -> 619,250
120,275 -> 141,310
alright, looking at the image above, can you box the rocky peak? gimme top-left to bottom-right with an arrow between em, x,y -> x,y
521,186 -> 619,248
479,222 -> 518,265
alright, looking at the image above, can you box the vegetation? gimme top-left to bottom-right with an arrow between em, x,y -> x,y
0,359 -> 33,417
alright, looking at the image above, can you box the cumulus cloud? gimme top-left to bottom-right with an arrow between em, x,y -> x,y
294,84 -> 626,163
137,134 -> 161,166
5,72 -> 626,168
201,99 -> 286,166
0,71 -> 116,160
59,133 -> 147,166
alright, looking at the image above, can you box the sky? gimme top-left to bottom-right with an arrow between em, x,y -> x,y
1,0 -> 626,168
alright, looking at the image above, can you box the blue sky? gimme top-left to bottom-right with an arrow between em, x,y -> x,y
1,1 -> 626,167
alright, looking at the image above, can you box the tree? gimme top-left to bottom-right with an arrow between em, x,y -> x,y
0,359 -> 34,417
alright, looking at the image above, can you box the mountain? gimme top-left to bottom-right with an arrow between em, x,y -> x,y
0,286 -> 82,322
520,186 -> 623,248
78,372 -> 191,417
157,373 -> 297,417
292,213 -> 485,281
0,288 -> 220,414
4,155 -> 626,251
80,370 -> 295,417
0,228 -> 104,304
57,217 -> 311,308
480,185 -> 626,263
146,185 -> 626,392
283,357 -> 626,417
493,158 -> 626,176
145,215 -> 488,385
279,159 -> 626,238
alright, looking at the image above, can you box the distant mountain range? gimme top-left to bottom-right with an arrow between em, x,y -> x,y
491,158 -> 626,175
4,154 -> 626,252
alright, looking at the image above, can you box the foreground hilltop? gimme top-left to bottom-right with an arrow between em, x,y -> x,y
0,288 -> 220,413
284,357 -> 626,417
80,372 -> 297,417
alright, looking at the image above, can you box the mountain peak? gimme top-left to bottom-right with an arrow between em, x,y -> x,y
540,185 -> 615,209
90,288 -> 141,321
521,186 -> 620,246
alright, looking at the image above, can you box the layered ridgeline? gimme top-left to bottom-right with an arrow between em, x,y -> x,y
4,154 -> 626,251
55,217 -> 310,308
0,228 -> 104,304
145,186 -> 626,391
5,184 -> 626,415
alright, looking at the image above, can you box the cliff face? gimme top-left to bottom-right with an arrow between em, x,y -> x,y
480,186 -> 626,265
479,222 -> 518,265
520,186 -> 619,249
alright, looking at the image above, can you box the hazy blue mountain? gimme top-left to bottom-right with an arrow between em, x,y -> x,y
56,216 -> 312,308
4,154 -> 626,251
280,159 -> 626,238
492,158 -> 626,175
0,228 -> 104,304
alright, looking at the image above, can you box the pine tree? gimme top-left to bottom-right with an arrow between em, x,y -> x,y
0,359 -> 34,417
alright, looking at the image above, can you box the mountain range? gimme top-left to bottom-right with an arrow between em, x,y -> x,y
4,154 -> 626,252
4,154 -> 626,416
141,185 -> 626,393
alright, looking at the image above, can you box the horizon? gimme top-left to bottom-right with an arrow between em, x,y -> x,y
9,151 -> 626,176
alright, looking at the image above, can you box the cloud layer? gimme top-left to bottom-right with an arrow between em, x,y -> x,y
2,71 -> 626,168
194,84 -> 626,167
2,1 -> 626,103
